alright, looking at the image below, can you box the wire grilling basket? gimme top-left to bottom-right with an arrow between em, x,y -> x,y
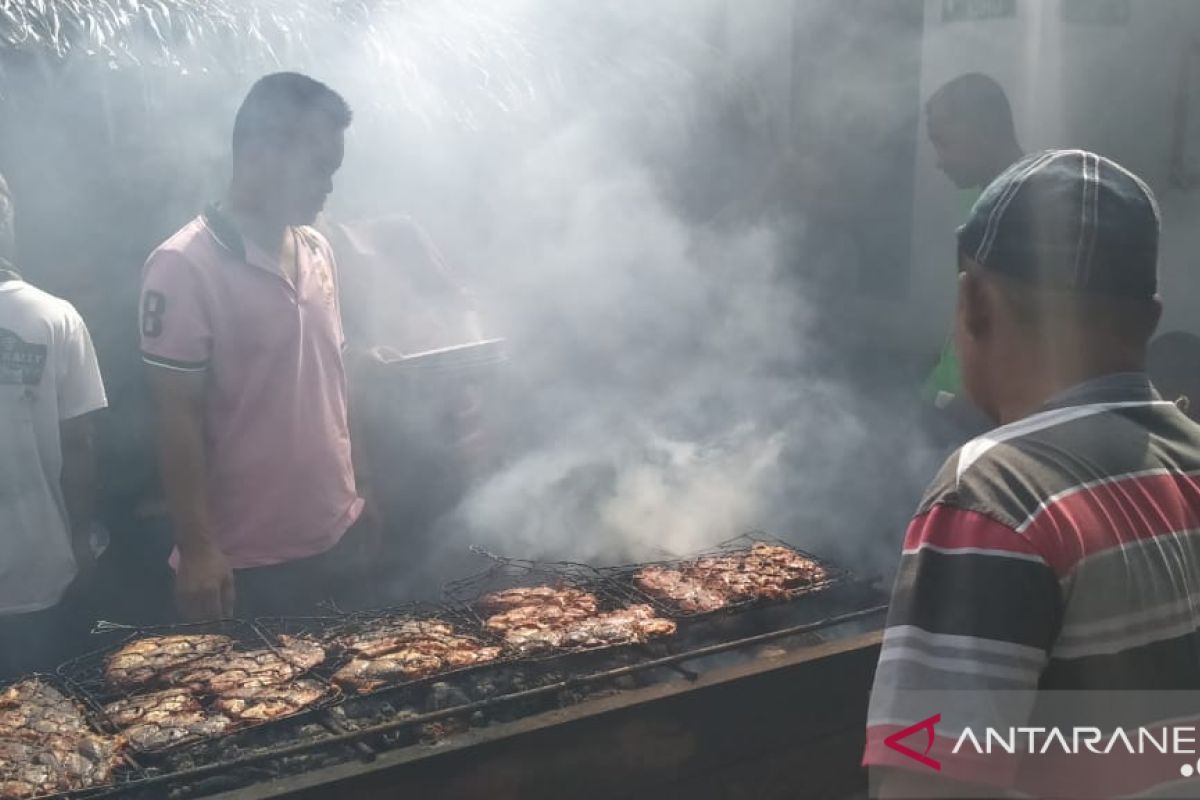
254,601 -> 516,699
598,532 -> 851,621
56,620 -> 340,757
0,673 -> 147,800
444,549 -> 679,660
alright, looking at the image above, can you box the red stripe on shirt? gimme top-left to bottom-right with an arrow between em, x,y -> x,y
902,506 -> 1038,560
1024,472 -> 1200,577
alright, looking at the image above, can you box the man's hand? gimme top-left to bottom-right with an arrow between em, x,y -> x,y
355,484 -> 386,560
175,541 -> 235,621
70,533 -> 98,578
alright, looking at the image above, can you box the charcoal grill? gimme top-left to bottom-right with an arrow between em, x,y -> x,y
24,541 -> 885,800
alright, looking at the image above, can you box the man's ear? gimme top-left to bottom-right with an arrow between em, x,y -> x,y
957,266 -> 990,342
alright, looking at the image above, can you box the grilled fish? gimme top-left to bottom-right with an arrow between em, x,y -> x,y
333,652 -> 447,693
213,679 -> 325,722
0,681 -> 90,743
484,601 -> 596,634
103,687 -> 200,728
477,586 -> 598,614
0,733 -> 122,797
275,635 -> 327,671
162,646 -> 307,693
635,545 -> 827,613
559,605 -> 676,648
333,619 -> 456,659
634,567 -> 729,613
104,634 -> 233,689
499,625 -> 564,655
124,712 -> 232,752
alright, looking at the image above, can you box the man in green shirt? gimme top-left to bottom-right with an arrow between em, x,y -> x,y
921,73 -> 1024,410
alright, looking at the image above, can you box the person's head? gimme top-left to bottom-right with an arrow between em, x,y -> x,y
0,172 -> 13,265
230,72 -> 352,226
953,150 -> 1161,423
1147,331 -> 1200,420
926,73 -> 1021,189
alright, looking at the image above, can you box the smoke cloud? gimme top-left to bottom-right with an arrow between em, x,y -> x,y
1,0 -> 939,598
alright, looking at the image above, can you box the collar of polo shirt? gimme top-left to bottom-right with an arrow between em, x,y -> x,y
203,203 -> 325,266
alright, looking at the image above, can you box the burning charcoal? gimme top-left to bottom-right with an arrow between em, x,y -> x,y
418,720 -> 465,743
426,682 -> 470,712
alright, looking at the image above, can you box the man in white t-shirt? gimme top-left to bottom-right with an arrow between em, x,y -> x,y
0,173 -> 108,678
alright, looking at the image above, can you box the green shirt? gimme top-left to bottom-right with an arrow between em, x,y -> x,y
921,188 -> 981,404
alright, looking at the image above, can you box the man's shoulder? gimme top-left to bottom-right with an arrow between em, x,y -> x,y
916,419 -> 1071,526
146,216 -> 214,268
920,401 -> 1193,525
0,281 -> 81,327
296,225 -> 335,261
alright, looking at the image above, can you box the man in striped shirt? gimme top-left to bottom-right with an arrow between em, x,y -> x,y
865,150 -> 1200,797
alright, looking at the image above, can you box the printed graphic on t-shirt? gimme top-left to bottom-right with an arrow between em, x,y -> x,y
0,327 -> 46,386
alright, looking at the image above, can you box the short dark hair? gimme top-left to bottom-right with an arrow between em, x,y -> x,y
927,72 -> 1017,141
231,72 -> 352,160
981,265 -> 1159,348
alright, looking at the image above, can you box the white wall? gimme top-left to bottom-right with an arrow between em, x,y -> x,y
899,0 -> 1200,359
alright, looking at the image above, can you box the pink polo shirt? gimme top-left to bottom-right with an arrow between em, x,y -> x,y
140,208 -> 363,568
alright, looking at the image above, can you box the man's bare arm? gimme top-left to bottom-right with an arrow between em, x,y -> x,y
147,367 -> 234,620
60,412 -> 98,570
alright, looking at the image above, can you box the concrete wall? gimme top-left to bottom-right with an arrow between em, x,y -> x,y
897,0 -> 1200,361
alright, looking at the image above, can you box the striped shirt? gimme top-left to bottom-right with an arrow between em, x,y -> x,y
864,373 -> 1200,792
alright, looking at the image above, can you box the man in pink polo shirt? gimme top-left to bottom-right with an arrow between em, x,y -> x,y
140,73 -> 370,620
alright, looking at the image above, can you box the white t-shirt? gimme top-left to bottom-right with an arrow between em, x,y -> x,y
0,279 -> 107,615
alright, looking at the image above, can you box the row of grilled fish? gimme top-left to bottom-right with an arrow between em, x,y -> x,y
0,680 -> 123,800
635,543 -> 829,614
